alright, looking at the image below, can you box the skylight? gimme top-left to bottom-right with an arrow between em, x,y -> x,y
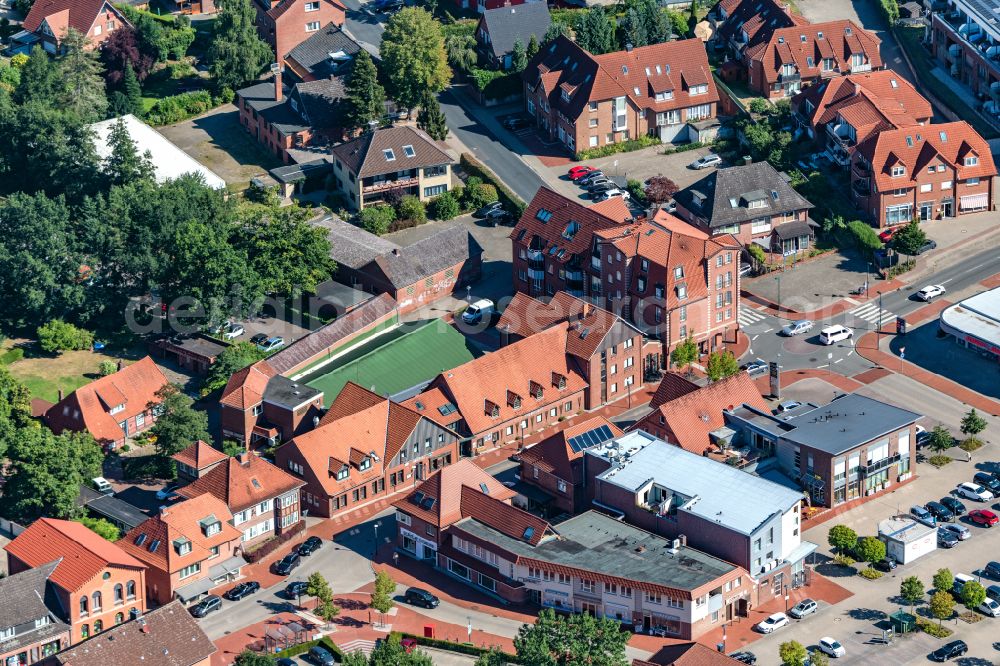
523,526 -> 535,541
402,144 -> 415,158
905,136 -> 913,147
536,208 -> 553,223
563,220 -> 580,240
729,197 -> 738,208
438,402 -> 457,415
890,78 -> 898,88
939,131 -> 948,142
383,149 -> 396,161
622,65 -> 628,74
479,483 -> 490,495
656,65 -> 662,74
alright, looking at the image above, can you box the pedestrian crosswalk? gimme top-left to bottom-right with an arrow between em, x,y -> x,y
738,306 -> 768,327
339,639 -> 377,655
848,302 -> 896,326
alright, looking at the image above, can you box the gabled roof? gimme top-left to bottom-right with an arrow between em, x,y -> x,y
401,386 -> 463,428
648,373 -> 700,408
856,121 -> 997,191
171,440 -> 229,471
6,519 -> 146,593
633,641 -> 747,665
330,126 -> 453,179
117,494 -> 241,574
369,223 -> 484,290
793,70 -> 931,134
393,458 -> 515,528
674,161 -> 814,228
177,453 -> 305,512
285,22 -> 360,79
0,561 -> 64,631
23,0 -> 127,37
50,600 -> 216,666
519,416 -> 623,482
292,78 -> 348,129
747,20 -> 882,85
713,0 -> 807,47
266,0 -> 345,23
220,360 -> 277,410
636,372 -> 770,454
45,356 -> 170,444
478,3 -> 551,59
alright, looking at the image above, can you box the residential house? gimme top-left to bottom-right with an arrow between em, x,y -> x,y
929,0 -> 1000,116
709,0 -> 807,60
726,392 -> 921,507
392,458 -> 515,563
177,452 -> 305,547
117,494 -> 244,606
631,371 -> 770,456
15,0 -> 128,54
516,416 -> 622,516
253,0 -> 345,67
524,36 -> 719,153
45,356 -> 170,451
149,333 -> 229,376
476,4 -> 551,70
48,601 -> 215,666
452,0 -> 537,13
316,216 -> 483,313
633,643 -> 747,666
0,562 -> 71,665
331,126 -> 455,211
276,382 -> 460,519
236,70 -> 349,164
792,70 -> 931,165
284,23 -> 361,83
672,161 -> 816,255
5,519 -> 147,645
172,440 -> 230,484
851,121 -> 996,227
586,431 -> 815,602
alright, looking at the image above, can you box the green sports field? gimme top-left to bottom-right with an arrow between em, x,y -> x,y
304,320 -> 480,404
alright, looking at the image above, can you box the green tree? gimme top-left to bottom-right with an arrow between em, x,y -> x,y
306,571 -> 333,603
475,648 -> 509,666
0,428 -> 102,524
76,516 -> 121,541
687,0 -> 699,35
380,8 -> 451,111
370,570 -> 396,625
360,205 -> 397,235
855,536 -> 886,565
445,33 -> 478,76
705,350 -> 739,382
932,568 -> 954,595
543,21 -> 571,43
203,342 -> 265,395
808,650 -> 830,666
121,62 -> 144,117
397,195 -> 427,224
621,8 -> 648,48
0,368 -> 33,461
102,117 -> 156,187
369,634 -> 433,666
15,45 -> 63,107
928,425 -> 953,453
666,11 -> 688,39
234,650 -> 276,666
208,0 -> 273,90
748,243 -> 766,267
891,219 -> 927,257
416,91 -> 448,141
847,220 -> 882,257
827,525 -> 858,553
343,50 -> 385,130
778,641 -> 808,666
58,29 -> 108,122
575,7 -> 616,54
149,384 -> 210,462
526,34 -> 540,59
510,39 -> 528,72
222,440 -> 244,457
514,608 -> 628,666
960,408 -> 988,439
669,336 -> 698,372
900,575 -> 925,610
961,579 -> 986,609
37,320 -> 93,353
341,653 -> 367,666
929,589 -> 955,626
429,191 -> 459,220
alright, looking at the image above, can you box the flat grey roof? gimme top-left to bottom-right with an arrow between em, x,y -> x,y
78,486 -> 149,530
781,393 -> 921,455
455,510 -> 736,594
264,375 -> 323,409
941,286 -> 1000,349
593,432 -> 803,536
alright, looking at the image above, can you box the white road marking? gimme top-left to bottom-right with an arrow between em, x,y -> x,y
834,358 -> 844,364
763,328 -> 774,333
752,334 -> 759,341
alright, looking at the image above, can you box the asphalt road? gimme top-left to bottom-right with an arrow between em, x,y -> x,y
739,245 -> 1000,377
342,0 -> 386,56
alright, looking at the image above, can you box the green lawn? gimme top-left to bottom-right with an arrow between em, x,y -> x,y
305,320 -> 480,403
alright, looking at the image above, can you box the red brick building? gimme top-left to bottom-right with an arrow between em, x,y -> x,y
172,440 -> 230,484
19,0 -> 128,54
276,382 -> 460,519
633,643 -> 746,666
6,519 -> 147,645
851,121 -> 996,227
254,0 -> 345,65
710,0 -> 806,58
524,36 -> 719,153
0,562 -> 71,665
45,356 -> 170,451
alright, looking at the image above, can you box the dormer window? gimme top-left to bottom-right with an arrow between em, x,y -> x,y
748,198 -> 766,209
200,516 -> 222,537
359,456 -> 372,471
673,266 -> 684,279
336,466 -> 349,481
782,64 -> 795,76
561,90 -> 570,103
690,84 -> 708,96
485,400 -> 500,418
507,390 -> 522,409
965,156 -> 978,166
677,284 -> 687,300
654,90 -> 673,102
109,403 -> 125,415
529,381 -> 544,399
891,165 -> 905,177
173,537 -> 192,556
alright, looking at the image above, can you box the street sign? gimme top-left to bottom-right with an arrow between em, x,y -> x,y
900,346 -> 906,360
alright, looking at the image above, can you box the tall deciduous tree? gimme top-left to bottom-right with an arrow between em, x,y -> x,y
208,0 -> 273,90
705,350 -> 739,381
370,570 -> 396,619
778,641 -> 808,666
514,608 -> 629,666
445,33 -> 477,75
103,117 -> 156,187
644,176 -> 679,205
417,91 -> 448,141
343,49 -> 385,130
855,536 -> 886,565
932,568 -> 954,595
59,29 -> 108,122
929,590 -> 955,626
669,336 -> 698,372
150,384 -> 210,463
900,575 -> 924,610
891,219 -> 927,257
101,26 -> 154,88
827,524 -> 857,553
380,8 -> 451,111
0,368 -> 33,461
960,408 -> 988,439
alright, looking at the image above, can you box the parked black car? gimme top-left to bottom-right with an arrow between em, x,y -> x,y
874,557 -> 898,572
285,581 -> 309,598
250,333 -> 268,346
930,640 -> 967,661
728,652 -> 756,665
940,496 -> 966,516
298,536 -> 323,556
925,501 -> 955,523
272,552 -> 301,576
984,561 -> 1000,579
404,587 -> 439,608
974,472 -> 1000,495
189,595 -> 222,618
223,581 -> 260,601
916,239 -> 938,255
307,645 -> 337,665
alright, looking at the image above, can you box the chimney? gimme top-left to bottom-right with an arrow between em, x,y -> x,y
743,155 -> 752,166
392,248 -> 401,256
117,359 -> 123,371
625,43 -> 633,52
270,62 -> 283,102
58,389 -> 64,402
237,452 -> 250,465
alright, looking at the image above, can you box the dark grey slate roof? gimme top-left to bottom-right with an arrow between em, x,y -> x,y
77,486 -> 149,531
292,78 -> 346,129
330,126 -> 453,179
674,161 -> 814,229
264,375 -> 323,409
455,511 -> 736,593
774,219 -> 814,240
781,393 -> 921,455
286,23 -> 361,80
372,224 -> 484,289
479,2 -> 552,60
313,215 -> 401,269
236,82 -> 309,135
270,158 -> 332,184
0,561 -> 71,653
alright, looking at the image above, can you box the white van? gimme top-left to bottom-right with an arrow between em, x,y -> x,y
462,299 -> 495,325
93,477 -> 113,496
819,325 -> 853,345
953,573 -> 975,597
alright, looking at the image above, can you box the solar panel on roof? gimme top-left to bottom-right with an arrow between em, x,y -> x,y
598,425 -> 613,440
567,437 -> 581,452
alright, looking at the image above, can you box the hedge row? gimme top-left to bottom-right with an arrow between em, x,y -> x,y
470,68 -> 522,100
459,153 -> 526,218
145,89 -> 232,126
275,636 -> 345,659
243,520 -> 306,563
397,632 -> 524,663
574,135 -> 660,160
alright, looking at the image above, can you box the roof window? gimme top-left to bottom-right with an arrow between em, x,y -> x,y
536,208 -> 553,223
403,144 -> 415,158
939,131 -> 948,142
622,65 -> 628,74
890,78 -> 898,88
523,526 -> 535,541
383,149 -> 395,161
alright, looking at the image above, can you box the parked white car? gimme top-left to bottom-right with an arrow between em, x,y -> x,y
941,523 -> 972,541
755,612 -> 788,633
818,637 -> 846,658
819,325 -> 853,345
957,482 -> 994,502
916,284 -> 946,302
690,153 -> 722,169
592,188 -> 631,203
979,598 -> 1000,617
223,323 -> 245,340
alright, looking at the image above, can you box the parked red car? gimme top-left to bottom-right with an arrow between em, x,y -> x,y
878,227 -> 900,243
970,509 -> 999,527
568,165 -> 596,180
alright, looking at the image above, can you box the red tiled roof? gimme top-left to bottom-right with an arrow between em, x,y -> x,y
748,20 -> 882,86
6,518 -> 146,592
458,485 -> 550,546
633,641 -> 746,666
177,453 -> 304,512
23,0 -> 127,37
319,381 -> 384,425
634,372 -> 769,454
651,209 -> 710,240
794,70 -> 931,135
401,387 -> 463,428
857,121 -> 997,191
219,360 -> 276,410
649,373 -> 700,408
520,416 -> 623,481
45,356 -> 169,443
266,0 -> 345,21
117,494 -> 241,574
393,459 -> 514,528
715,0 -> 806,46
171,440 -> 229,470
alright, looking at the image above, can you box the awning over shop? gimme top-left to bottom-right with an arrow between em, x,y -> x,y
208,555 -> 246,581
175,576 -> 214,602
774,220 -> 814,240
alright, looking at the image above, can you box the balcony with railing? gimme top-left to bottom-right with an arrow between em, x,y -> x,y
362,173 -> 418,194
851,178 -> 870,199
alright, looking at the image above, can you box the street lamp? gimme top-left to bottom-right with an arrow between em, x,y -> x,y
374,521 -> 381,558
774,275 -> 782,310
784,585 -> 789,613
